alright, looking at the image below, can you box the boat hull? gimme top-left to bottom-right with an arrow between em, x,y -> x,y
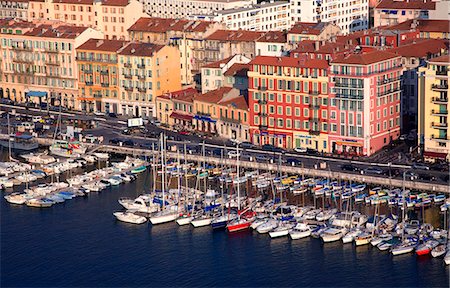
269,229 -> 289,238
176,216 -> 193,226
150,213 -> 178,225
227,221 -> 251,232
191,218 -> 212,228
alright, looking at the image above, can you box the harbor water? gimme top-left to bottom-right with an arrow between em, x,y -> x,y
1,163 -> 449,288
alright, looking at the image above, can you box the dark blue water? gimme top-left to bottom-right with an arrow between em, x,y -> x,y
1,170 -> 449,287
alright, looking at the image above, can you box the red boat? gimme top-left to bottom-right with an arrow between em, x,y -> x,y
415,244 -> 431,256
227,218 -> 252,232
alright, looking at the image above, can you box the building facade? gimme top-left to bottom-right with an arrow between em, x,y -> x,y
418,55 -> 450,162
329,51 -> 402,156
248,56 -> 330,150
1,0 -> 29,20
0,20 -> 103,109
155,87 -> 197,128
373,0 -> 437,27
290,0 -> 369,34
28,0 -> 147,40
117,42 -> 181,118
287,22 -> 342,44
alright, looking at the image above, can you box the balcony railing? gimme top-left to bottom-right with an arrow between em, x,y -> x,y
101,83 -> 109,87
309,90 -> 319,96
15,45 -> 33,51
85,81 -> 93,86
137,87 -> 147,93
258,112 -> 268,117
259,125 -> 268,131
123,73 -> 132,79
258,86 -> 267,91
220,116 -> 241,124
45,60 -> 60,66
431,83 -> 448,91
377,76 -> 401,85
309,117 -> 320,122
431,134 -> 449,141
309,129 -> 320,136
93,93 -> 102,98
334,82 -> 364,89
124,86 -> 134,92
123,62 -> 132,68
309,104 -> 320,109
83,69 -> 93,74
431,97 -> 448,104
431,122 -> 448,129
100,70 -> 109,75
13,58 -> 33,64
436,70 -> 448,76
377,88 -> 401,97
137,64 -> 145,69
431,109 -> 448,116
137,75 -> 146,80
258,99 -> 267,105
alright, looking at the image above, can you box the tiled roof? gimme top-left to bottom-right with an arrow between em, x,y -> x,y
118,42 -> 164,57
0,19 -> 35,30
24,24 -> 88,39
50,0 -> 130,5
158,88 -> 198,101
250,56 -> 329,69
389,39 -> 448,58
52,0 -> 94,4
128,17 -> 216,33
219,95 -> 248,110
428,54 -> 450,64
206,29 -> 265,42
382,19 -> 450,33
257,31 -> 287,43
202,55 -> 234,68
195,87 -> 233,103
332,50 -> 400,65
100,0 -> 130,6
77,38 -> 128,51
288,22 -> 330,35
223,63 -> 250,77
375,0 -> 436,10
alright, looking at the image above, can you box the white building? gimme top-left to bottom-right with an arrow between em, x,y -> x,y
141,0 -> 256,18
1,0 -> 29,20
291,0 -> 369,34
189,1 -> 291,31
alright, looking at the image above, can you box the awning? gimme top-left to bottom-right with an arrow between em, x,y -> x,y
170,112 -> 193,121
424,151 -> 448,159
14,133 -> 33,140
194,115 -> 217,123
78,97 -> 95,101
335,141 -> 364,147
26,91 -> 47,97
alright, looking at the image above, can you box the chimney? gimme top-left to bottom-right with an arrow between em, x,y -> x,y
96,39 -> 104,47
131,48 -> 135,54
314,41 -> 320,51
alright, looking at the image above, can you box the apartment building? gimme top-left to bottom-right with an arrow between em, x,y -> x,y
255,31 -> 287,57
248,56 -> 330,150
291,0 -> 369,34
200,54 -> 250,93
155,87 -> 198,127
1,0 -> 29,20
118,42 -> 181,118
0,19 -> 103,109
127,17 -> 224,85
329,51 -> 402,156
189,1 -> 291,32
76,38 -> 128,113
287,22 -> 341,44
27,0 -> 147,40
373,0 -> 449,27
141,0 -> 255,18
382,19 -> 450,40
418,55 -> 450,162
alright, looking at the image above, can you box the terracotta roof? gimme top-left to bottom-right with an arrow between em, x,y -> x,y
100,0 -> 130,6
128,17 -> 216,33
52,0 -> 93,4
158,88 -> 198,101
382,19 -> 450,33
219,96 -> 248,110
288,22 -> 330,35
206,29 -> 265,42
250,56 -> 329,69
50,0 -> 130,4
375,0 -> 436,10
428,54 -> 450,64
77,38 -> 128,51
0,19 -> 35,30
257,31 -> 287,43
291,41 -> 352,55
24,24 -> 88,39
118,42 -> 164,57
223,63 -> 250,77
389,39 -> 448,58
332,51 -> 400,65
202,55 -> 234,68
195,87 -> 233,103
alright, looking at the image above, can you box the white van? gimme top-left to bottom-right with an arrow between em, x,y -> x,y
32,115 -> 43,123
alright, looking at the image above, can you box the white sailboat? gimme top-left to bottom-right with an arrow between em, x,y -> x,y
113,211 -> 147,224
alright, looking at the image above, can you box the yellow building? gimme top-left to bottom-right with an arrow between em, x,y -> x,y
156,88 -> 197,127
0,19 -> 103,108
76,38 -> 127,113
28,0 -> 146,40
418,55 -> 450,162
118,42 -> 181,118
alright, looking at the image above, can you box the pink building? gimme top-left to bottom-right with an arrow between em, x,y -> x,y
329,51 -> 402,156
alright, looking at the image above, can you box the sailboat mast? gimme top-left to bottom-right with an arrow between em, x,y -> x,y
236,144 -> 240,214
7,113 -> 11,161
160,134 -> 165,210
401,172 -> 406,241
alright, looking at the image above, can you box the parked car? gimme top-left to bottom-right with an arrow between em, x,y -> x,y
262,144 -> 284,153
239,141 -> 255,149
418,173 -> 436,182
255,154 -> 271,162
341,164 -> 359,172
84,134 -> 97,143
32,116 -> 43,123
294,147 -> 307,153
178,130 -> 190,136
227,150 -> 241,158
362,167 -> 384,175
121,129 -> 132,135
108,112 -> 117,118
123,139 -> 135,147
404,171 -> 418,181
109,138 -> 121,145
412,162 -> 430,170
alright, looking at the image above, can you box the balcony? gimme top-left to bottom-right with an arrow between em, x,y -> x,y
220,116 -> 241,124
85,81 -> 93,86
137,74 -> 146,80
259,125 -> 268,131
258,112 -> 268,117
309,117 -> 320,122
137,63 -> 145,69
258,99 -> 267,105
93,93 -> 102,99
431,134 -> 449,141
431,97 -> 448,104
334,82 -> 363,89
309,129 -> 321,136
258,86 -> 267,91
431,122 -> 448,129
15,45 -> 33,51
123,73 -> 132,79
431,83 -> 448,91
124,86 -> 134,92
309,90 -> 319,96
101,82 -> 109,87
44,48 -> 59,53
100,70 -> 109,75
137,87 -> 147,93
431,109 -> 448,116
436,70 -> 448,76
309,104 -> 320,109
123,62 -> 132,68
45,60 -> 60,66
377,88 -> 401,97
13,58 -> 33,64
377,76 -> 401,85
16,70 -> 34,75
83,69 -> 93,74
